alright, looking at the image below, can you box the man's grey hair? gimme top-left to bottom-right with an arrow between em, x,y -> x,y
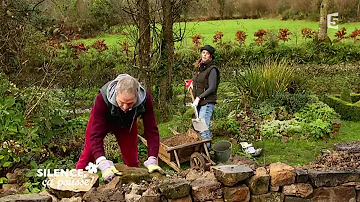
115,76 -> 140,95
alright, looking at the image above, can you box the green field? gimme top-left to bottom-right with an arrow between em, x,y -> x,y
77,19 -> 360,48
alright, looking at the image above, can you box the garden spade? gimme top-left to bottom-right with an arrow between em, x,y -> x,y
192,104 -> 208,132
185,83 -> 208,132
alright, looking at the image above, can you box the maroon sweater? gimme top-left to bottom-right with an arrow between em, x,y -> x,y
89,92 -> 160,160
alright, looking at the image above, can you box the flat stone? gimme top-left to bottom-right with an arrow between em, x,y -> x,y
308,169 -> 360,187
128,183 -> 147,195
246,167 -> 269,195
282,183 -> 313,198
0,194 -> 51,202
311,186 -> 356,202
59,196 -> 82,202
269,163 -> 295,187
2,184 -> 20,194
97,176 -> 121,192
140,185 -> 161,202
185,169 -> 202,182
82,187 -> 125,202
357,190 -> 360,202
125,193 -> 141,202
270,186 -> 279,192
168,195 -> 192,202
159,179 -> 190,199
223,184 -> 250,202
39,190 -> 59,202
115,165 -> 151,184
295,169 -> 308,183
190,178 -> 222,202
251,192 -> 285,202
284,196 -> 310,202
6,173 -> 18,184
213,165 -> 253,186
139,194 -> 161,202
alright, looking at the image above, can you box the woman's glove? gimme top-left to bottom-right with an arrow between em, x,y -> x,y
144,156 -> 162,173
96,157 -> 121,183
192,97 -> 201,107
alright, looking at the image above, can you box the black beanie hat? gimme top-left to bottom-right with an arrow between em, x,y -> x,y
200,45 -> 215,57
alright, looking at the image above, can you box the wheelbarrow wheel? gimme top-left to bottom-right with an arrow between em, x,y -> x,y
190,152 -> 206,170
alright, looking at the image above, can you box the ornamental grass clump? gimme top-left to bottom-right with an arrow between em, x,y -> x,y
234,60 -> 295,102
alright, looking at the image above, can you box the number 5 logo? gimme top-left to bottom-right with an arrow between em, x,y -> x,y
327,13 -> 339,30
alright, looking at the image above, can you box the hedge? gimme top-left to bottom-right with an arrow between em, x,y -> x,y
322,95 -> 360,121
351,93 -> 360,103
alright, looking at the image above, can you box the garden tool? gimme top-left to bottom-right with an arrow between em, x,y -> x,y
191,104 -> 208,132
185,83 -> 208,132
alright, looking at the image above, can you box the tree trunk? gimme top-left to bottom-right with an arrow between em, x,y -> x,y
158,0 -> 174,114
137,0 -> 152,90
318,0 -> 328,41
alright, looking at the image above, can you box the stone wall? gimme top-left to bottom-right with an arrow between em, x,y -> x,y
1,163 -> 359,202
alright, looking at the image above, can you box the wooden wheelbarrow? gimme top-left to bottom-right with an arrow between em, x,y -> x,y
138,128 -> 214,172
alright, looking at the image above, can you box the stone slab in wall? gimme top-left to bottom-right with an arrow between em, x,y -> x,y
311,186 -> 356,202
308,169 -> 360,187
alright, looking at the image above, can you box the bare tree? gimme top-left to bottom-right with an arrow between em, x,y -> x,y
158,0 -> 174,110
122,0 -> 190,114
156,0 -> 191,112
137,0 -> 152,90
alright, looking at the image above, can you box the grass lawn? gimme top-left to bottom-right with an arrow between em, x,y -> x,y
229,120 -> 360,166
77,19 -> 360,48
157,118 -> 360,168
176,19 -> 359,47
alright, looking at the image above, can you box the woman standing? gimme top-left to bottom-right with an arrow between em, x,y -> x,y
191,45 -> 220,148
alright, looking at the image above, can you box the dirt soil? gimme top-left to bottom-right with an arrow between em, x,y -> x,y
161,129 -> 202,147
303,141 -> 360,171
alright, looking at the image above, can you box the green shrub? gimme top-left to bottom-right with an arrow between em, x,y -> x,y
234,60 -> 295,102
212,115 -> 241,138
294,101 -> 340,122
260,119 -> 302,139
340,81 -> 352,102
322,95 -> 360,121
259,95 -> 340,140
294,101 -> 340,139
88,0 -> 116,31
0,74 -> 88,175
253,92 -> 313,117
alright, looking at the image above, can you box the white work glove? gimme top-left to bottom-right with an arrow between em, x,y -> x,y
144,156 -> 163,173
96,157 -> 121,183
192,97 -> 201,107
